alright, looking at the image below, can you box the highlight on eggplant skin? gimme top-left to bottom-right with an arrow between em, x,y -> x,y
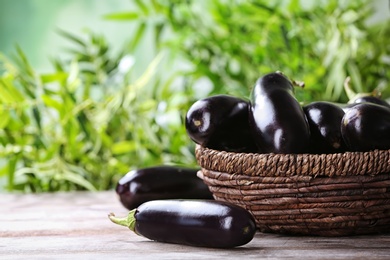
342,95 -> 390,113
115,166 -> 214,210
108,199 -> 257,248
350,95 -> 390,108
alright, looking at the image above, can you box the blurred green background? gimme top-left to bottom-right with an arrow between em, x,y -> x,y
0,0 -> 154,73
0,0 -> 389,193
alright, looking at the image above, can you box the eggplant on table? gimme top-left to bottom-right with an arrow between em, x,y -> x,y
116,166 -> 214,210
109,199 -> 257,248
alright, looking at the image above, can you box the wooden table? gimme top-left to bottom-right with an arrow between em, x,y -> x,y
1,191 -> 390,259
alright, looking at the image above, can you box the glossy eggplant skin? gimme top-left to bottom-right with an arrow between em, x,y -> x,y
249,72 -> 310,153
133,200 -> 256,248
341,103 -> 390,152
342,96 -> 390,113
303,101 -> 346,154
351,95 -> 390,108
116,166 -> 213,210
185,94 -> 258,153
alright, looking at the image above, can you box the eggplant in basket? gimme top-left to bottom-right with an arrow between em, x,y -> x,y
341,103 -> 390,152
249,72 -> 310,154
185,94 -> 258,153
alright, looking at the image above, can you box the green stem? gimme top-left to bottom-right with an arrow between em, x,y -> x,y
108,210 -> 137,232
344,76 -> 357,101
344,76 -> 380,103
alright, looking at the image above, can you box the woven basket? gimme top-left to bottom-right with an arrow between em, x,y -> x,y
195,145 -> 390,236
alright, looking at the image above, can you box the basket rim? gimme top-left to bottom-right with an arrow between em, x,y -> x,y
195,145 -> 390,177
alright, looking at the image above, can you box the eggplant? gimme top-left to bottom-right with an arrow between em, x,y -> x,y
185,95 -> 257,152
341,103 -> 390,152
116,166 -> 213,210
342,96 -> 390,113
185,94 -> 257,153
350,95 -> 390,108
303,101 -> 346,154
108,199 -> 257,248
249,72 -> 310,153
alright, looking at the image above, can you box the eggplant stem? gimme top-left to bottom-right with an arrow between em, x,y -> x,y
291,80 -> 305,88
344,76 -> 357,101
275,71 -> 305,88
344,76 -> 381,103
108,210 -> 137,232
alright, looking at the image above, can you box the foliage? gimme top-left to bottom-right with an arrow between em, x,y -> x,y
106,0 -> 390,102
0,32 -> 195,192
1,0 -> 389,192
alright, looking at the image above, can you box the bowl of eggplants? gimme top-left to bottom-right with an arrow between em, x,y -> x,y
188,71 -> 390,236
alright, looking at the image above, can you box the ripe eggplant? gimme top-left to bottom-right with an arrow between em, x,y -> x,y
341,103 -> 390,152
116,166 -> 213,210
185,94 -> 258,153
108,199 -> 257,248
249,72 -> 310,153
303,101 -> 346,154
350,95 -> 390,108
342,96 -> 390,113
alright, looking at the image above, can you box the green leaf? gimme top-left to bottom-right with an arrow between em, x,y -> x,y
347,61 -> 363,94
0,79 -> 17,104
287,0 -> 301,13
128,22 -> 147,51
7,156 -> 19,191
42,94 -> 63,111
0,74 -> 25,102
40,72 -> 68,83
154,22 -> 165,48
135,0 -> 150,15
14,45 -> 35,78
58,171 -> 97,191
132,53 -> 164,90
57,29 -> 87,48
111,141 -> 136,155
0,106 -> 10,129
103,12 -> 140,21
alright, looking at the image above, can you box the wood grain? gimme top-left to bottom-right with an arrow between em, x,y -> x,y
1,191 -> 390,259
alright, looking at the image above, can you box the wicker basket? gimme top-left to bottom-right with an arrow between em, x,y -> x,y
195,145 -> 390,236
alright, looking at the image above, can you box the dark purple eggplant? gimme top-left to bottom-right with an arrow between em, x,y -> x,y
108,199 -> 257,248
303,101 -> 347,154
351,95 -> 390,108
342,96 -> 390,113
341,103 -> 390,152
116,166 -> 213,210
185,94 -> 257,153
249,72 -> 310,153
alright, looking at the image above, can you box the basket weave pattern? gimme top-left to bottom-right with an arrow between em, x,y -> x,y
195,145 -> 390,236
